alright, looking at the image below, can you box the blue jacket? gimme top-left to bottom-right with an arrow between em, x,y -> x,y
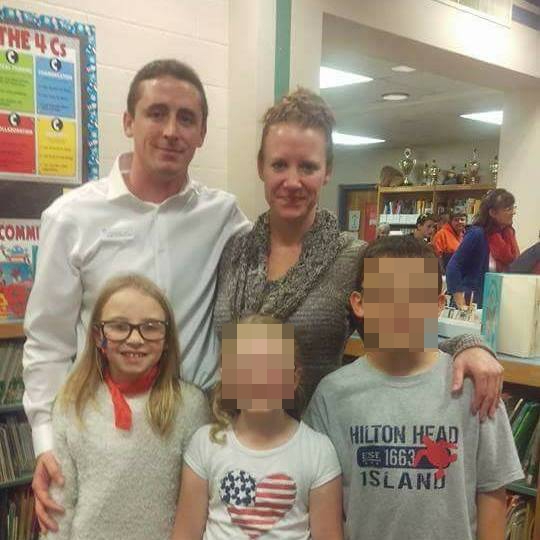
446,226 -> 490,307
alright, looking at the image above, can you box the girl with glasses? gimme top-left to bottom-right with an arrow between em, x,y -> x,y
44,274 -> 210,540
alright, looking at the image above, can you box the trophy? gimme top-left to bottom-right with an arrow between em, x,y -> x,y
428,159 -> 440,185
467,148 -> 480,184
398,148 -> 416,186
459,162 -> 469,184
421,162 -> 429,185
489,155 -> 498,184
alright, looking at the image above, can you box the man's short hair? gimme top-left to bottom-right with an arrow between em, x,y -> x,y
357,236 -> 443,294
126,59 -> 208,128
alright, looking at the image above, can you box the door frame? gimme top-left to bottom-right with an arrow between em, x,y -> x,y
337,183 -> 378,231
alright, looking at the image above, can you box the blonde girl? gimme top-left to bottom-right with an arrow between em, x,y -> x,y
172,314 -> 343,540
45,274 -> 210,540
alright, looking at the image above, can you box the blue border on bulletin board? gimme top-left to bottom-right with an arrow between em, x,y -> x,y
0,6 -> 99,182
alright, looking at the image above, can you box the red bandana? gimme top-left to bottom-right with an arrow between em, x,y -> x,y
104,365 -> 159,430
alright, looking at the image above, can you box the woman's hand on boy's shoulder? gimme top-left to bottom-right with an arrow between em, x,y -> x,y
451,348 -> 503,421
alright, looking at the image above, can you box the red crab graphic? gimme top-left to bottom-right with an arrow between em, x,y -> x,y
413,435 -> 457,480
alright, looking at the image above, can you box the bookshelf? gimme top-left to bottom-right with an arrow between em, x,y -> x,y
0,322 -> 25,339
0,473 -> 34,491
377,184 -> 492,230
344,336 -> 540,539
0,403 -> 24,414
0,334 -> 33,496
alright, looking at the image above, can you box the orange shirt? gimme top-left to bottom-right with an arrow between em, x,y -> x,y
432,223 -> 463,257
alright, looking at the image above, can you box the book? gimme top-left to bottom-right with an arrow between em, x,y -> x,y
0,486 -> 38,540
0,341 -> 24,405
0,417 -> 35,483
0,218 -> 40,323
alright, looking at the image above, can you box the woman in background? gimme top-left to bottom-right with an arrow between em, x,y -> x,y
447,188 -> 519,308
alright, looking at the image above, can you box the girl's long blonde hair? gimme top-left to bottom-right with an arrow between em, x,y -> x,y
57,274 -> 182,437
210,314 -> 305,443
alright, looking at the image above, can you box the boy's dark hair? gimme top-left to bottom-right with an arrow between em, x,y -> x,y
416,213 -> 435,227
450,209 -> 467,219
356,236 -> 443,294
126,59 -> 208,128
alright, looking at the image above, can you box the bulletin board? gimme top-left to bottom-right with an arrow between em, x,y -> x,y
0,6 -> 98,186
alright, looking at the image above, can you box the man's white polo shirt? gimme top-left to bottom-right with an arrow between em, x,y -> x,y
23,153 -> 249,455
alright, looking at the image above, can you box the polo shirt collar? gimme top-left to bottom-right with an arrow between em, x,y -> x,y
106,152 -> 195,206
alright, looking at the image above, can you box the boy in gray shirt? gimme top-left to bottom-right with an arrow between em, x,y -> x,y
304,236 -> 523,540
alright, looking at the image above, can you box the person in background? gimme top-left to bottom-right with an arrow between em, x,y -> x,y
412,213 -> 436,242
508,233 -> 540,275
432,210 -> 467,270
376,223 -> 390,238
447,188 -> 519,308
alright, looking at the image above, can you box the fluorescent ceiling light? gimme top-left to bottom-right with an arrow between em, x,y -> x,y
460,110 -> 503,125
333,131 -> 385,146
319,66 -> 373,89
392,65 -> 416,73
382,92 -> 409,101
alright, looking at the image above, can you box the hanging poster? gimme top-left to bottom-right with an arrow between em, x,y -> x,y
0,7 -> 98,185
0,218 -> 40,321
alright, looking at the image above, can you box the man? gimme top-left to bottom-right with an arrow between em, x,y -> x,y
432,210 -> 466,269
23,59 -> 249,531
412,213 -> 436,242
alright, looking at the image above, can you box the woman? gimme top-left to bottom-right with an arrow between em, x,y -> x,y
215,88 -> 502,411
447,188 -> 519,308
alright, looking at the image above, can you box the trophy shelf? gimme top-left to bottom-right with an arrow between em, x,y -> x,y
379,185 -> 434,194
435,184 -> 492,193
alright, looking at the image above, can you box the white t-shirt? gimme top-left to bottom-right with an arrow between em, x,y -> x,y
184,422 -> 341,540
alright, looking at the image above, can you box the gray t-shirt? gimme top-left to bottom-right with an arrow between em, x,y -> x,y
304,352 -> 523,540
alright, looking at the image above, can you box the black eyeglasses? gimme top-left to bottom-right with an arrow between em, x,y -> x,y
97,320 -> 168,342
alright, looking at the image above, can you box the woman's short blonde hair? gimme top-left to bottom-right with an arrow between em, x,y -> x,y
257,88 -> 336,170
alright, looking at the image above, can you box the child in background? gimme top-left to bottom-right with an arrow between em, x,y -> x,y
432,210 -> 467,270
46,274 -> 210,540
172,314 -> 343,540
304,236 -> 523,540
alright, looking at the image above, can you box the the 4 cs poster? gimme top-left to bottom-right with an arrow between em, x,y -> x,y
0,6 -> 98,185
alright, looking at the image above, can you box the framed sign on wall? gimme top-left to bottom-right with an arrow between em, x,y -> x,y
0,6 -> 98,186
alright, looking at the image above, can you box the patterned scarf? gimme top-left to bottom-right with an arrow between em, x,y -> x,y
227,208 -> 348,321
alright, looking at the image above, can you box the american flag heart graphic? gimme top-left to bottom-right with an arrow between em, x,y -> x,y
219,470 -> 297,539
